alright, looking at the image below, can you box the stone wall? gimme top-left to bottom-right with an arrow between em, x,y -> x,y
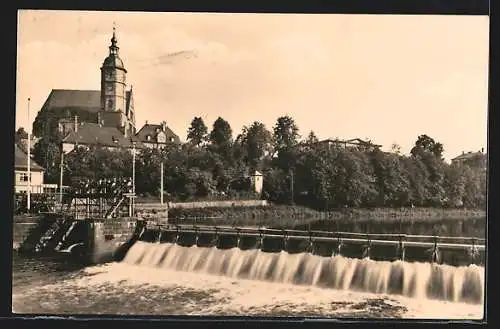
94,218 -> 139,244
12,215 -> 44,250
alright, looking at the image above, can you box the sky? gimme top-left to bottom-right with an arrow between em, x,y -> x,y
16,11 -> 489,161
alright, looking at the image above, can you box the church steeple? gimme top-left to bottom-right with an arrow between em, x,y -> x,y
109,23 -> 119,55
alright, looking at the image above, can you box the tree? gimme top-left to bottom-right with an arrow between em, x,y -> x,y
32,137 -> 62,183
370,150 -> 411,207
187,117 -> 208,146
306,130 -> 319,144
209,117 -> 233,147
273,115 -> 300,171
15,127 -> 28,142
273,115 -> 300,153
410,134 -> 444,159
240,121 -> 273,171
390,143 -> 402,155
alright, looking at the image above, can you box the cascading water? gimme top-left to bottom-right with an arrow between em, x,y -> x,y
122,241 -> 485,305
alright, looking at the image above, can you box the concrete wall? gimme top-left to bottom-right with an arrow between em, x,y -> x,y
94,218 -> 138,243
167,200 -> 269,209
12,215 -> 43,250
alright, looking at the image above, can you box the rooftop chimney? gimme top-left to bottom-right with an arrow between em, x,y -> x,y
74,116 -> 78,133
162,121 -> 167,132
481,147 -> 484,153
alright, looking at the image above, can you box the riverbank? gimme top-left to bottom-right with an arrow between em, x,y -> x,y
167,205 -> 486,237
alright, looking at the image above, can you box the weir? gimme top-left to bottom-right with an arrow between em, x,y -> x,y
115,221 -> 486,305
123,241 -> 485,305
138,224 -> 486,266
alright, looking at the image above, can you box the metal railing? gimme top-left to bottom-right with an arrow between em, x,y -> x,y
148,224 -> 486,252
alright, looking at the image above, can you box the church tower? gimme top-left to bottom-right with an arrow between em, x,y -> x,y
100,25 -> 127,113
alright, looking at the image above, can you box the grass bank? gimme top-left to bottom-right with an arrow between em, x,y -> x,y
167,205 -> 486,238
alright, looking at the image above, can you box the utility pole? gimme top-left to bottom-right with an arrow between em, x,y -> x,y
132,141 -> 136,216
27,98 -> 31,213
160,162 -> 164,205
59,149 -> 64,204
290,169 -> 294,205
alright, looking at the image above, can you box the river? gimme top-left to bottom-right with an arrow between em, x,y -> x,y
12,242 -> 485,319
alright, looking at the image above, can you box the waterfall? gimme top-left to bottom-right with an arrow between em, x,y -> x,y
122,241 -> 485,305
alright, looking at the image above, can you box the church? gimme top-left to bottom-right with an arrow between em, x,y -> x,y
35,27 -> 180,154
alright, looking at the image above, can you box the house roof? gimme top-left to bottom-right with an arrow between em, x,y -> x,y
62,122 -> 145,149
315,138 -> 382,148
43,89 -> 101,113
14,145 -> 44,171
135,123 -> 181,144
451,151 -> 485,161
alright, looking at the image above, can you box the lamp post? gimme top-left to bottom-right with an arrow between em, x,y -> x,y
27,98 -> 31,212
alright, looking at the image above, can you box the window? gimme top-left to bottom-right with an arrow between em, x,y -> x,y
157,132 -> 166,143
19,173 -> 31,182
107,99 -> 113,110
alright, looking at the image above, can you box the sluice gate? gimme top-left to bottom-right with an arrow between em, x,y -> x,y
139,224 -> 486,266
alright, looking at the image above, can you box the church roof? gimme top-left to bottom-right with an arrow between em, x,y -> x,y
63,122 -> 144,149
43,89 -> 101,113
135,123 -> 181,144
14,145 -> 44,171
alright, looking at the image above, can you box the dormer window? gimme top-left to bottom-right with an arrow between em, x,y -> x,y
146,135 -> 151,141
157,131 -> 166,143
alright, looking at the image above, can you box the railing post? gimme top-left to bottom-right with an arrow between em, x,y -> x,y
174,225 -> 181,244
307,230 -> 314,254
236,228 -> 241,249
194,225 -> 199,246
333,233 -> 343,257
257,228 -> 264,250
212,227 -> 219,248
282,229 -> 289,251
156,228 -> 162,244
469,237 -> 479,265
363,234 -> 372,259
397,234 -> 406,261
431,236 -> 440,264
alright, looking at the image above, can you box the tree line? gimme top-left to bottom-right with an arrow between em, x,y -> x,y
22,115 -> 487,209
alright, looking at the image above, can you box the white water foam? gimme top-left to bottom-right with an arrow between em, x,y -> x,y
122,242 -> 485,305
12,241 -> 484,318
71,260 -> 483,318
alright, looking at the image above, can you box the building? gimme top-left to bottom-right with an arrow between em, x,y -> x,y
451,149 -> 487,168
301,138 -> 382,152
250,171 -> 264,195
135,121 -> 181,149
61,120 -> 145,154
34,27 -> 177,153
14,145 -> 45,194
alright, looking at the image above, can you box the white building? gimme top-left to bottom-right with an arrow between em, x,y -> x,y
14,145 -> 45,194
